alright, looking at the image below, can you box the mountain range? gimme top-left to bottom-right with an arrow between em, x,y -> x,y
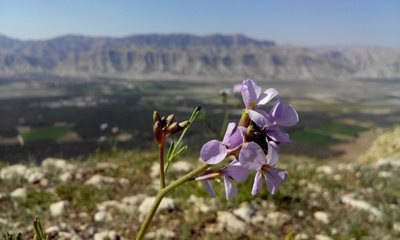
0,33 -> 399,81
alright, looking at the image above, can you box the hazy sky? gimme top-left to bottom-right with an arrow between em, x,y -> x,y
0,0 -> 399,47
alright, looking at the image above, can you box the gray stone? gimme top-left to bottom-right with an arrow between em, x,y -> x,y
314,211 -> 330,224
0,164 -> 27,179
217,211 -> 246,233
85,174 -> 115,185
10,187 -> 27,199
94,210 -> 113,223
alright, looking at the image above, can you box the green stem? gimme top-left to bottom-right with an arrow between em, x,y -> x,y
135,164 -> 210,240
159,142 -> 166,189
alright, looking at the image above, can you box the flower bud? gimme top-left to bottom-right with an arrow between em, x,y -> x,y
178,120 -> 190,129
153,111 -> 161,123
167,122 -> 179,134
166,114 -> 175,125
153,122 -> 164,144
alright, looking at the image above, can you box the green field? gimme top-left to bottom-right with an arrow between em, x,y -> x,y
22,126 -> 70,141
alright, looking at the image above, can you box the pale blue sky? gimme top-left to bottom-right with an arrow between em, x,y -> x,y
0,0 -> 399,47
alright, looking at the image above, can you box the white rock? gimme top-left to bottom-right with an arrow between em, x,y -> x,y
138,197 -> 176,216
266,211 -> 290,227
378,171 -> 393,178
341,193 -> 382,218
42,158 -> 76,171
316,165 -> 334,175
59,172 -> 73,182
94,210 -> 113,223
294,233 -> 309,240
145,228 -> 176,239
0,164 -> 27,179
298,210 -> 305,217
96,162 -> 117,170
93,230 -> 109,240
233,204 -> 255,223
108,230 -> 119,240
85,174 -> 115,185
0,218 -> 8,225
118,178 -> 130,186
376,158 -> 400,168
170,161 -> 192,172
393,222 -> 400,232
45,226 -> 60,234
314,211 -> 330,224
25,168 -> 45,183
121,194 -> 146,206
217,211 -> 246,233
150,163 -> 160,178
50,201 -> 69,217
188,194 -> 215,213
96,200 -> 121,211
315,235 -> 332,240
10,187 -> 27,199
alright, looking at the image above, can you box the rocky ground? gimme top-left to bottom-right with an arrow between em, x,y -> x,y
0,148 -> 399,240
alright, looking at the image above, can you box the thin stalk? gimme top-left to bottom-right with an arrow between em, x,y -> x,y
135,164 -> 210,240
159,142 -> 166,189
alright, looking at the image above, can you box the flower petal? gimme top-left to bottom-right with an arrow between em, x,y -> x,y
222,122 -> 236,146
200,140 -> 227,164
267,127 -> 291,144
266,141 -> 280,167
257,88 -> 278,106
251,171 -> 263,196
224,161 -> 250,183
241,79 -> 261,109
204,180 -> 217,198
239,142 -> 266,171
248,109 -> 270,128
228,126 -> 246,150
265,168 -> 288,194
270,100 -> 299,127
224,175 -> 238,200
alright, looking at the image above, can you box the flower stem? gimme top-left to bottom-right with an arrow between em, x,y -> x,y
159,142 -> 166,189
135,164 -> 210,240
238,109 -> 250,127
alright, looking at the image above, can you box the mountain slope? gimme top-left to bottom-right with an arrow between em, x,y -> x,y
0,34 -> 399,81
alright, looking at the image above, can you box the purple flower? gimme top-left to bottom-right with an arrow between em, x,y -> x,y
197,161 -> 249,200
200,122 -> 246,164
248,99 -> 298,143
241,79 -> 278,110
239,142 -> 288,195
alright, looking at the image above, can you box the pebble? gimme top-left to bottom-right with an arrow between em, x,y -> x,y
94,210 -> 113,223
315,235 -> 332,240
0,164 -> 27,179
59,172 -> 73,182
341,193 -> 382,218
45,226 -> 60,234
49,201 -> 69,217
150,163 -> 160,178
266,211 -> 290,227
233,203 -> 255,223
294,233 -> 309,240
316,165 -> 334,175
0,218 -> 8,225
217,211 -> 246,233
170,161 -> 192,172
42,158 -> 76,171
93,230 -> 109,240
145,228 -> 176,239
85,174 -> 116,185
393,222 -> 400,232
314,211 -> 330,224
376,158 -> 400,168
25,168 -> 45,183
138,197 -> 176,216
10,187 -> 27,199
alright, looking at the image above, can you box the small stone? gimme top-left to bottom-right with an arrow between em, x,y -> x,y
0,164 -> 27,179
108,230 -> 119,240
10,187 -> 27,199
316,165 -> 334,175
85,174 -> 115,185
341,193 -> 382,218
25,168 -> 45,183
97,200 -> 120,211
145,228 -> 176,239
94,230 -> 109,240
121,194 -> 146,206
59,172 -> 73,182
378,171 -> 393,178
314,211 -> 330,224
118,178 -> 130,186
0,218 -> 8,225
0,192 -> 8,200
94,210 -> 113,223
96,162 -> 118,170
170,161 -> 192,172
217,211 -> 246,233
294,233 -> 309,240
393,222 -> 400,232
45,226 -> 60,234
50,201 -> 69,217
315,235 -> 332,240
266,211 -> 290,227
150,163 -> 160,178
138,197 -> 176,216
42,158 -> 76,171
376,158 -> 400,168
233,203 -> 255,223
298,210 -> 305,217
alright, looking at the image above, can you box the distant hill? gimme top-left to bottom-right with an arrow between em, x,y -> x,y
0,33 -> 399,81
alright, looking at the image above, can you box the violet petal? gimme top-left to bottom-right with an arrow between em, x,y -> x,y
251,171 -> 263,196
239,142 -> 266,171
267,127 -> 291,144
224,161 -> 250,183
200,140 -> 227,164
257,88 -> 278,106
270,100 -> 299,127
266,141 -> 280,167
224,175 -> 238,200
222,122 -> 236,146
204,180 -> 217,198
248,109 -> 270,128
265,168 -> 288,195
241,79 -> 261,109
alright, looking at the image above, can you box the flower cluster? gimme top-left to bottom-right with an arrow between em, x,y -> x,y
198,79 -> 298,199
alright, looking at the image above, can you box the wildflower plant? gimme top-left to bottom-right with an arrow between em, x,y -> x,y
136,79 -> 298,239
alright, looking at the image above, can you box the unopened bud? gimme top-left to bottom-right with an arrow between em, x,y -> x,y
153,122 -> 164,144
178,120 -> 190,129
153,111 -> 161,123
166,114 -> 175,125
167,122 -> 178,134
